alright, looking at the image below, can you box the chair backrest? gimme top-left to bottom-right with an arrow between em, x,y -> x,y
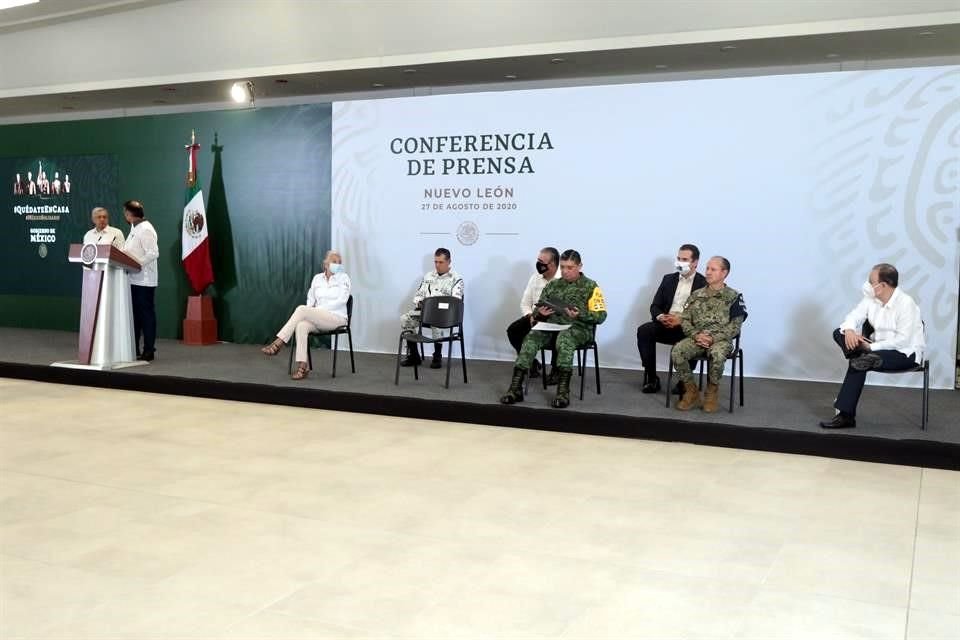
420,296 -> 464,329
345,295 -> 354,327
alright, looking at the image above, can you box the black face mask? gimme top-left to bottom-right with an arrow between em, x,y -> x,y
536,261 -> 549,274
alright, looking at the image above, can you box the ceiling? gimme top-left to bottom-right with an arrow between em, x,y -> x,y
0,21 -> 957,119
0,0 -> 174,31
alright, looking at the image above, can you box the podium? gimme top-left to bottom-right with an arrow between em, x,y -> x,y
51,243 -> 148,370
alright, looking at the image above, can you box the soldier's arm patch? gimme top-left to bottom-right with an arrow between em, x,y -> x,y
588,286 -> 606,312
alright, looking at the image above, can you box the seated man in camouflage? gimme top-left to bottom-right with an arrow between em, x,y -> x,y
400,247 -> 465,368
671,256 -> 747,413
500,249 -> 607,408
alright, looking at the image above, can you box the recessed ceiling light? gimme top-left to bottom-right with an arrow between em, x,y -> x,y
504,74 -> 518,80
550,57 -> 566,64
655,64 -> 669,70
274,79 -> 288,84
230,81 -> 255,104
720,44 -> 737,51
403,68 -> 418,74
825,53 -> 840,58
918,30 -> 935,36
372,82 -> 385,88
0,0 -> 39,10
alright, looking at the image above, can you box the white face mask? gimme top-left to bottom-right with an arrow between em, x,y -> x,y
675,260 -> 692,275
862,281 -> 877,299
329,263 -> 344,274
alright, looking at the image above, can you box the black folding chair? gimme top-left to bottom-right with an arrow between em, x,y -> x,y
288,295 -> 356,378
666,334 -> 744,412
861,320 -> 930,430
394,296 -> 468,389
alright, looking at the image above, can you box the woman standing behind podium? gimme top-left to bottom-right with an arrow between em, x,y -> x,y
262,250 -> 351,380
122,200 -> 159,362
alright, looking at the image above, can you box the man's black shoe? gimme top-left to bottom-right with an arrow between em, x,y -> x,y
851,353 -> 883,372
430,355 -> 442,369
820,413 -> 856,429
641,374 -> 661,394
529,360 -> 542,379
401,353 -> 422,367
138,351 -> 155,362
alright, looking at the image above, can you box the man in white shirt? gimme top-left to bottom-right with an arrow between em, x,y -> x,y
820,263 -> 926,429
636,244 -> 707,394
82,207 -> 125,248
506,247 -> 560,380
122,200 -> 160,361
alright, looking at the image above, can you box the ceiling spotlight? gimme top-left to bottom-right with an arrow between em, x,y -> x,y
162,86 -> 177,92
372,82 -> 385,88
274,78 -> 289,84
550,57 -> 566,64
918,30 -> 935,36
403,68 -> 418,74
504,74 -> 518,80
720,44 -> 737,51
230,81 -> 255,104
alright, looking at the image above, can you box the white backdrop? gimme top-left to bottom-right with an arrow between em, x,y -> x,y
332,66 -> 959,388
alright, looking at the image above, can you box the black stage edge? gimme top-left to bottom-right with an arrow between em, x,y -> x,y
3,360 -> 958,471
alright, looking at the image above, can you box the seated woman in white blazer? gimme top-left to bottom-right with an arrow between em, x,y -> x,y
262,250 -> 351,379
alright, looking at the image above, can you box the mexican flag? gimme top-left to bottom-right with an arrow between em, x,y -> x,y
181,133 -> 214,294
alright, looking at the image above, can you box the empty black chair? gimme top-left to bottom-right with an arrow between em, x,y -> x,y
394,296 -> 467,389
665,334 -> 744,412
288,295 -> 356,378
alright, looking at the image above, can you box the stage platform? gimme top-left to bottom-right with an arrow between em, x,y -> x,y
1,328 -> 957,470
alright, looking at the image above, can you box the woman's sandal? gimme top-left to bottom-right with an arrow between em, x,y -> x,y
291,362 -> 309,380
261,339 -> 284,356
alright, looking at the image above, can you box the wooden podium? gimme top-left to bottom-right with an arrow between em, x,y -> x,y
51,243 -> 148,370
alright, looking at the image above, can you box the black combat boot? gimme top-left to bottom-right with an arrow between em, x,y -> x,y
400,340 -> 422,367
551,368 -> 573,408
499,367 -> 527,404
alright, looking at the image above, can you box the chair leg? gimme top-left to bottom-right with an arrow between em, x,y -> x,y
541,347 -> 548,390
576,349 -> 582,376
288,339 -> 295,375
698,361 -> 704,390
348,330 -> 357,373
332,334 -> 339,378
394,337 -> 403,385
593,344 -> 601,395
445,339 -> 453,389
580,348 -> 587,401
460,335 -> 468,383
922,363 -> 929,430
739,351 -> 745,407
666,360 -> 673,408
729,352 -> 736,413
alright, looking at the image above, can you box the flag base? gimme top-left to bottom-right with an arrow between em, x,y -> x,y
183,295 -> 218,345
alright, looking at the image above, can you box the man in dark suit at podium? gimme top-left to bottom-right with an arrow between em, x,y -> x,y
636,244 -> 707,393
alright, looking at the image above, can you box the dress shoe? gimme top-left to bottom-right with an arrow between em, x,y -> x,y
820,413 -> 856,429
641,374 -> 661,394
430,355 -> 442,369
138,351 -> 155,362
851,353 -> 883,371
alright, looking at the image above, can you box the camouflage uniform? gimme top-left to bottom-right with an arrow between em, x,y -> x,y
400,269 -> 465,339
671,285 -> 747,385
516,275 -> 607,370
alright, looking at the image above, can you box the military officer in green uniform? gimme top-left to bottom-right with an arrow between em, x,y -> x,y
671,256 -> 747,412
500,249 -> 607,408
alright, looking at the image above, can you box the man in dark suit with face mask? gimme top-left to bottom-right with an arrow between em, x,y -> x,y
636,244 -> 707,393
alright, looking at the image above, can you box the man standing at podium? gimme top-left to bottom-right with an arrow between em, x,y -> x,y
122,200 -> 159,361
82,207 -> 125,248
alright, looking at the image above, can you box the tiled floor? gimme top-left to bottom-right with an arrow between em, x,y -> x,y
1,377 -> 957,640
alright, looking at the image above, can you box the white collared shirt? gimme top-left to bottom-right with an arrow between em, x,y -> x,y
520,270 -> 561,316
306,271 -> 351,320
82,225 -> 125,249
123,220 -> 159,287
839,287 -> 925,361
668,272 -> 697,315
